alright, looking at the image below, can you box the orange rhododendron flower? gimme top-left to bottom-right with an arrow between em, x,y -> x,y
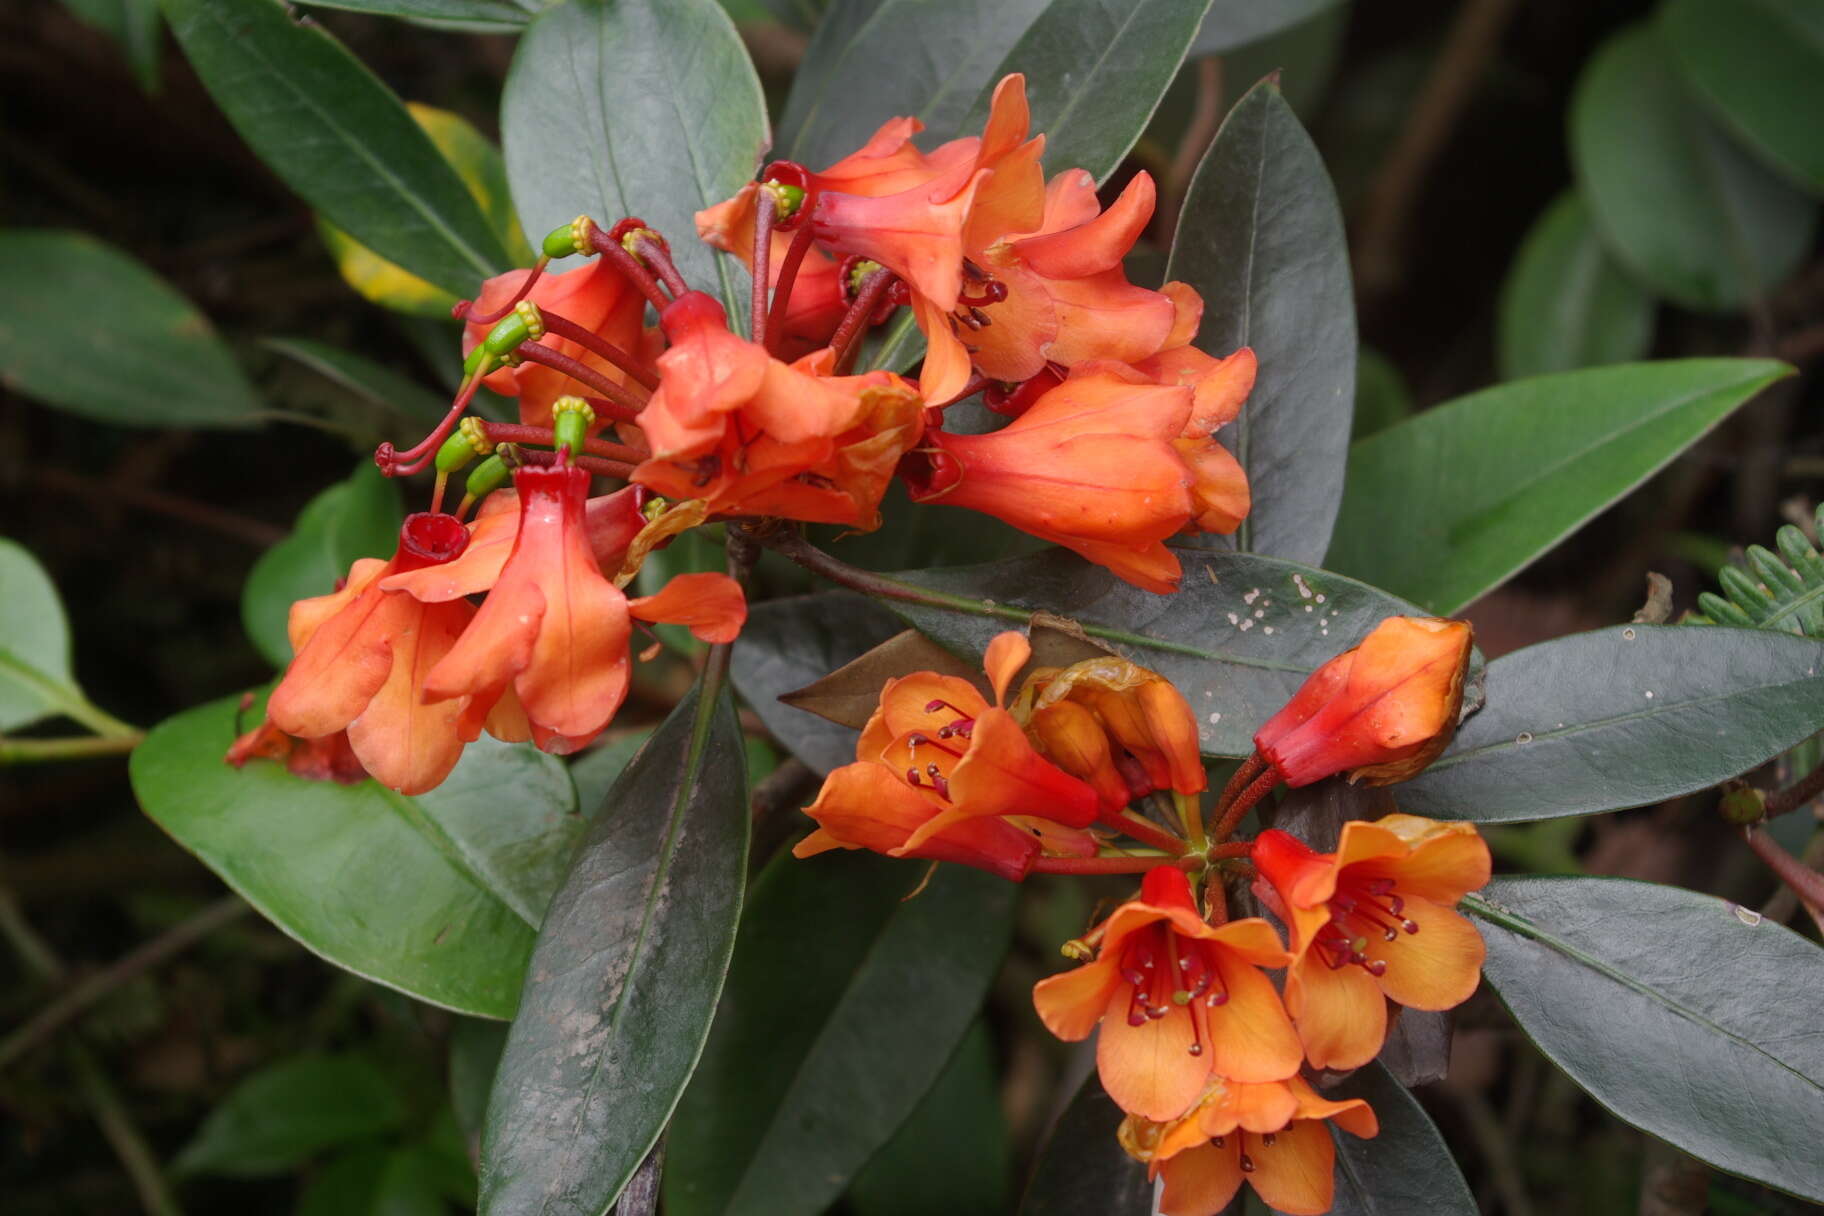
226,714 -> 367,785
1121,1075 -> 1379,1216
901,368 -> 1196,592
1252,815 -> 1490,1071
696,183 -> 847,358
1021,654 -> 1206,813
265,513 -> 497,794
631,292 -> 925,528
1032,866 -> 1302,1121
418,464 -> 745,754
462,257 -> 655,428
797,632 -> 1102,881
1254,616 -> 1474,787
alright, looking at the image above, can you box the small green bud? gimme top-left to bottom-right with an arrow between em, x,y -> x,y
1720,785 -> 1766,825
463,453 -> 513,500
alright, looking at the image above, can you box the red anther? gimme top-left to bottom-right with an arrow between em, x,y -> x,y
957,279 -> 1008,308
1261,1132 -> 1277,1147
1238,1152 -> 1255,1174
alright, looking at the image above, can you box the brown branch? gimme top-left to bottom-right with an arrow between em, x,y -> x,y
1158,56 -> 1224,244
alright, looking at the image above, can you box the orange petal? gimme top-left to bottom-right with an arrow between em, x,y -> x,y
1174,436 -> 1251,536
383,507 -> 518,602
345,599 -> 475,794
268,581 -> 399,739
1016,171 -> 1156,279
982,631 -> 1031,705
628,572 -> 747,643
1097,997 -> 1210,1122
1203,950 -> 1303,1083
1368,894 -> 1486,1011
1286,953 -> 1387,1071
1244,1116 -> 1336,1216
1371,815 -> 1492,904
1157,1138 -> 1244,1216
1032,959 -> 1120,1041
1160,281 -> 1203,349
910,290 -> 973,404
286,557 -> 386,653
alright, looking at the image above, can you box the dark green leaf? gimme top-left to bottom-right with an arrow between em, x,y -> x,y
1497,192 -> 1655,381
1191,0 -> 1345,55
567,730 -> 654,816
374,1147 -> 457,1216
666,851 -> 1014,1216
241,463 -> 403,668
0,537 -> 80,732
501,0 -> 767,322
1352,347 -> 1411,441
1570,24 -> 1815,312
1326,359 -> 1790,615
1166,79 -> 1356,566
285,0 -> 546,31
729,592 -> 905,773
298,1147 -> 391,1216
1661,0 -> 1824,195
1018,1073 -> 1150,1215
1401,625 -> 1824,823
1470,876 -> 1824,1202
0,230 -> 260,428
264,338 -> 453,427
869,547 -> 1425,757
1320,1064 -> 1474,1216
59,0 -> 163,89
174,1053 -> 407,1177
450,1019 -> 509,1155
778,0 -> 1051,169
132,693 -> 582,1017
163,0 -> 510,296
479,680 -> 749,1215
959,0 -> 1213,181
849,1021 -> 1011,1216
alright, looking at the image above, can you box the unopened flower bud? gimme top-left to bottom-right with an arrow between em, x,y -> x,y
1255,616 -> 1473,788
1029,700 -> 1131,812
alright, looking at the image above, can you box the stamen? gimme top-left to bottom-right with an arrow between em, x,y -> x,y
1262,1132 -> 1277,1147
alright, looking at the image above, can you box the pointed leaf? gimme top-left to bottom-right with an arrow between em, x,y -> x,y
1660,0 -> 1824,196
1570,23 -> 1815,312
0,538 -> 81,732
728,592 -> 926,773
1401,625 -> 1824,823
1469,876 -> 1824,1202
1497,192 -> 1655,381
163,0 -> 510,296
174,1053 -> 408,1177
132,693 -> 582,1017
958,0 -> 1213,181
1320,1063 -> 1475,1216
1326,359 -> 1791,615
1166,79 -> 1356,566
501,0 -> 767,323
479,680 -> 749,1215
0,230 -> 261,428
1018,1073 -> 1151,1215
263,337 -> 454,427
858,547 -> 1427,757
665,852 -> 1015,1216
240,463 -> 403,668
284,0 -> 547,30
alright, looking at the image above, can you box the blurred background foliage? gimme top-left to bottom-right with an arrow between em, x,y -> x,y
3,0 -> 1823,1212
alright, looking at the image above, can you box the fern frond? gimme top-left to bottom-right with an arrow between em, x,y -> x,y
1694,504 -> 1824,637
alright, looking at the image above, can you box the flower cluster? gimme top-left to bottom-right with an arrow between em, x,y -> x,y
230,73 -> 1264,794
792,615 -> 1486,1214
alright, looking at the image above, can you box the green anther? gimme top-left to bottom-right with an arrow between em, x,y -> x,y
642,495 -> 669,522
484,306 -> 535,357
544,214 -> 598,258
766,181 -> 806,221
464,453 -> 513,500
515,299 -> 546,342
551,395 -> 594,456
435,426 -> 483,474
847,259 -> 884,295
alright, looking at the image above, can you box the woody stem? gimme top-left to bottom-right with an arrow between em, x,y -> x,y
540,312 -> 660,391
1109,810 -> 1190,856
1209,765 -> 1281,843
588,228 -> 672,311
1743,825 -> 1824,914
632,236 -> 689,298
512,344 -> 651,417
1764,763 -> 1824,819
749,194 -> 774,350
765,222 -> 817,355
830,268 -> 895,375
479,423 -> 645,465
1031,855 -> 1185,876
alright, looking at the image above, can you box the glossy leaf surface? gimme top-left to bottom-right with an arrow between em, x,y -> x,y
164,0 -> 510,296
867,547 -> 1424,757
1660,0 -> 1824,195
1322,1064 -> 1476,1216
665,852 -> 1014,1216
133,694 -> 582,1017
1471,876 -> 1824,1201
0,230 -> 261,428
1497,192 -> 1655,381
479,681 -> 748,1215
1167,80 -> 1355,566
1570,24 -> 1814,312
0,538 -> 82,732
501,0 -> 767,322
1326,359 -> 1789,615
241,464 -> 403,668
1402,625 -> 1824,823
